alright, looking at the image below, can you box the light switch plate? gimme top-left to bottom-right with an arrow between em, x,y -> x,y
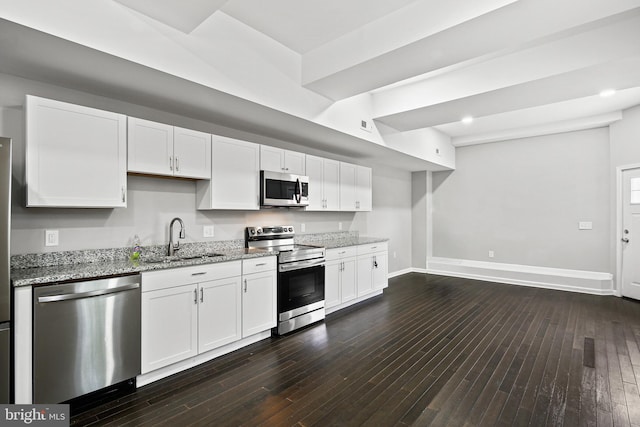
203,225 -> 214,237
300,223 -> 306,232
45,229 -> 59,247
579,221 -> 593,230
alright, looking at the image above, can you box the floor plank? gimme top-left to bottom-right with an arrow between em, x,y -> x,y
68,273 -> 640,426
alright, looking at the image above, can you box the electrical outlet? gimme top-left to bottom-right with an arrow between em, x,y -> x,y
203,225 -> 214,237
338,222 -> 343,231
488,250 -> 495,258
578,221 -> 593,230
45,230 -> 59,247
300,223 -> 306,232
393,251 -> 397,259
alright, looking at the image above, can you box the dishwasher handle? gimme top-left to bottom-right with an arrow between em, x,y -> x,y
37,282 -> 140,303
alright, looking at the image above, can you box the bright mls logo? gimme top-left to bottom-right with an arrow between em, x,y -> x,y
0,405 -> 69,426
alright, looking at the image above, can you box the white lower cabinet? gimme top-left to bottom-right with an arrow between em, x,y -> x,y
325,247 -> 357,310
141,284 -> 199,374
198,276 -> 242,354
326,243 -> 388,313
141,261 -> 242,374
356,243 -> 389,297
242,257 -> 277,337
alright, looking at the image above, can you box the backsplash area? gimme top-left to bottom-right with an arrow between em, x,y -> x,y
11,232 -> 359,270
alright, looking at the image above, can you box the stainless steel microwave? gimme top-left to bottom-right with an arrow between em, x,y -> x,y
260,171 -> 309,207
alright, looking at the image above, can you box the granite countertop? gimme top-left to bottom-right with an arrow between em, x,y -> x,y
11,248 -> 273,287
316,236 -> 388,250
10,232 -> 388,287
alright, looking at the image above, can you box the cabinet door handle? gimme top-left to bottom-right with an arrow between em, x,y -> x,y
121,186 -> 125,203
244,279 -> 247,293
169,156 -> 173,171
200,287 -> 204,303
194,288 -> 198,304
373,255 -> 378,269
176,157 -> 180,171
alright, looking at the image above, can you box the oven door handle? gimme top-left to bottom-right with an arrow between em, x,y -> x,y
279,259 -> 325,272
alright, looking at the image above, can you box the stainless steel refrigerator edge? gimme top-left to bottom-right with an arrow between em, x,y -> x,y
0,138 -> 12,403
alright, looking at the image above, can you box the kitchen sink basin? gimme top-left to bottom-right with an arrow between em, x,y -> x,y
141,253 -> 225,264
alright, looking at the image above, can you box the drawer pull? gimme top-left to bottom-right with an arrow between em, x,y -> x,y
254,263 -> 267,267
191,272 -> 207,276
338,251 -> 346,255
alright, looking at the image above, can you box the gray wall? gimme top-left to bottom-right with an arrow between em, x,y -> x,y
0,72 -> 412,274
411,171 -> 427,269
432,128 -> 611,272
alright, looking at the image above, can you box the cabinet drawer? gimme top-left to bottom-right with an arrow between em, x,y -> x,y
357,242 -> 388,256
142,261 -> 241,292
326,246 -> 357,261
242,256 -> 276,275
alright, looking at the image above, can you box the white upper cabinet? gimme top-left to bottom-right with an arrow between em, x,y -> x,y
128,117 -> 211,179
339,162 -> 372,212
306,155 -> 340,211
260,146 -> 305,175
173,127 -> 212,179
197,135 -> 260,210
25,95 -> 127,208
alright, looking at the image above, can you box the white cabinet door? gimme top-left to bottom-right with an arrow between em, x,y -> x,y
341,258 -> 357,303
25,95 -> 127,208
173,127 -> 211,179
127,117 -> 174,176
260,146 -> 305,175
324,159 -> 340,210
372,252 -> 388,291
284,150 -> 306,175
260,145 -> 284,173
305,155 -> 324,211
325,260 -> 342,309
141,285 -> 198,374
356,166 -> 372,211
307,156 -> 340,211
198,277 -> 242,354
357,256 -> 374,297
197,136 -> 260,210
242,270 -> 277,337
339,162 -> 357,211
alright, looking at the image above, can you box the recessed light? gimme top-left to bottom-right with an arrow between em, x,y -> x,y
461,116 -> 474,124
599,89 -> 616,98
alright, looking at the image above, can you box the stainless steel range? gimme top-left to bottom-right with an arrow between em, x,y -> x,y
246,226 -> 325,335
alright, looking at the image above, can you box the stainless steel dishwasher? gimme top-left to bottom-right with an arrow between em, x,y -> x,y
33,274 -> 141,403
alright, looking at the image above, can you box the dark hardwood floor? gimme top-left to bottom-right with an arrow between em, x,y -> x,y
71,273 -> 640,426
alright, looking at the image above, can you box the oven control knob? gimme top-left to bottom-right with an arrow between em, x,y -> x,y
288,227 -> 293,232
256,229 -> 262,234
250,229 -> 255,235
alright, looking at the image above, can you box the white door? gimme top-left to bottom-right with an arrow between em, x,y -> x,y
173,127 -> 211,179
127,117 -> 174,176
305,155 -> 324,211
141,285 -> 198,374
242,271 -> 277,337
323,159 -> 341,211
621,168 -> 640,300
198,277 -> 242,353
260,145 -> 284,172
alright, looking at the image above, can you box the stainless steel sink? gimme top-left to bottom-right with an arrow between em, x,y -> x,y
141,253 -> 225,264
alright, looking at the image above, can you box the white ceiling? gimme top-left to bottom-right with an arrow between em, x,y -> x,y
1,0 -> 640,168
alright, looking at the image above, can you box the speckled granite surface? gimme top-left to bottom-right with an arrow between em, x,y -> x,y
295,231 -> 388,249
11,233 -> 388,287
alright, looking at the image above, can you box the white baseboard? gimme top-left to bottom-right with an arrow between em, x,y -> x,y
425,257 -> 614,296
388,268 -> 415,278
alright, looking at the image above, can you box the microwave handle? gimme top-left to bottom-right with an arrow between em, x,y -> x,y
295,178 -> 302,203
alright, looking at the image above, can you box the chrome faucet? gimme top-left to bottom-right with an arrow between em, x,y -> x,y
168,217 -> 185,256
